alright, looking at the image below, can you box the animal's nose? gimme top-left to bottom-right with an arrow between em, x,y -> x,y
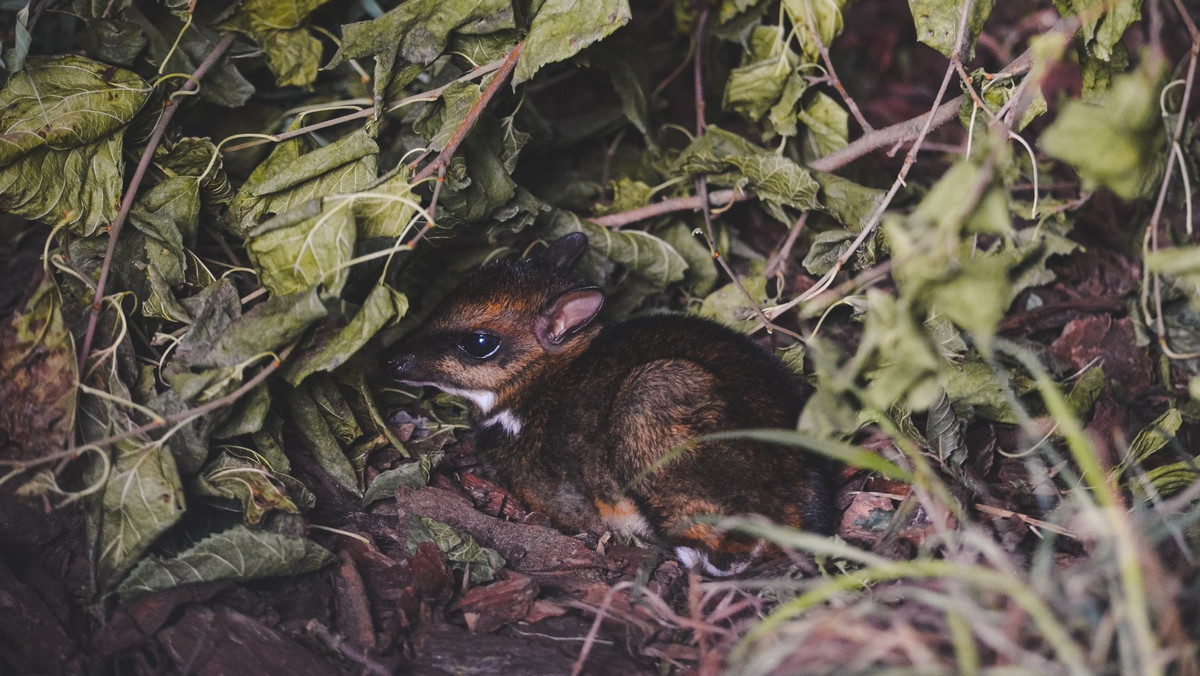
386,353 -> 415,379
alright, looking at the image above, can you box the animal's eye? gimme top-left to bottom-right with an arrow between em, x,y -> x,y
458,332 -> 501,359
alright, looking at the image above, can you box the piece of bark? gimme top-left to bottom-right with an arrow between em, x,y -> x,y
450,572 -> 539,634
158,605 -> 338,676
334,549 -> 376,652
393,487 -> 613,581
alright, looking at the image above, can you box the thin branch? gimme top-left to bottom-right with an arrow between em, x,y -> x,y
79,33 -> 238,366
402,165 -> 448,251
781,0 -> 978,312
76,344 -> 295,452
765,211 -> 809,279
686,10 -> 798,339
1145,0 -> 1199,358
588,189 -> 752,227
798,0 -> 873,132
411,42 -> 524,183
808,17 -> 1081,173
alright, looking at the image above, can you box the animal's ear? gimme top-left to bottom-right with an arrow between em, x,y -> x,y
536,287 -> 604,348
539,233 -> 589,272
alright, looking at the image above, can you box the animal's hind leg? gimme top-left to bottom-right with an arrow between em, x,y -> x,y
632,469 -> 777,576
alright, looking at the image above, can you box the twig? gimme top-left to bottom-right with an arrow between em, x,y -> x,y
807,17 -> 1080,174
572,582 -> 635,676
807,98 -> 962,172
765,211 -> 809,279
401,165 -> 448,251
790,0 -> 978,307
688,11 -> 799,339
411,42 -> 524,183
798,0 -> 873,132
77,344 -> 295,452
588,188 -> 751,227
1144,0 -> 1199,359
79,33 -> 238,366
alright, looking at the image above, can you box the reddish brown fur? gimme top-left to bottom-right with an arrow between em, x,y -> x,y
388,234 -> 834,574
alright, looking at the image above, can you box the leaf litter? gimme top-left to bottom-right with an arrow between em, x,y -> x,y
0,0 -> 1198,674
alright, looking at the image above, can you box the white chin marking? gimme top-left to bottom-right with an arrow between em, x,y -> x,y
481,409 -> 523,436
442,388 -> 496,415
674,546 -> 751,578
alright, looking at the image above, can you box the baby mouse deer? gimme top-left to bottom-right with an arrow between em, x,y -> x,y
388,233 -> 834,575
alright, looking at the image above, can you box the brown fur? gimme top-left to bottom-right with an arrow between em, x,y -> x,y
388,234 -> 834,573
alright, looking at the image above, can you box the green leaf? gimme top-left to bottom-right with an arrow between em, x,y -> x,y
1130,460 -> 1200,502
658,221 -> 719,295
812,172 -> 886,232
0,272 -> 77,460
231,128 -> 379,235
927,389 -> 967,474
1146,246 -> 1200,309
858,290 -> 946,411
282,285 -> 409,386
698,272 -> 768,331
780,0 -> 847,62
1125,408 -> 1183,467
514,0 -> 632,84
908,0 -> 994,60
1040,61 -> 1165,201
0,55 -> 150,234
579,220 -> 689,287
287,384 -> 361,496
942,359 -> 1020,424
723,26 -> 797,123
76,18 -> 147,67
330,0 -> 513,98
802,229 -> 856,276
247,199 -> 357,298
407,515 -> 506,584
193,449 -> 303,524
355,170 -> 419,239
116,525 -> 334,601
1064,367 -> 1106,419
593,178 -> 654,216
363,450 -> 443,508
797,91 -> 848,159
218,0 -> 335,87
675,127 -> 820,214
1053,0 -> 1143,62
131,8 -> 255,107
192,286 -> 329,370
418,81 -> 484,152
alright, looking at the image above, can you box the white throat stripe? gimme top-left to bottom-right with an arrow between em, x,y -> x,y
482,409 -> 523,436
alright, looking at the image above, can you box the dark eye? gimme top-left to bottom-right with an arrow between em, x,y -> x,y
458,332 -> 501,359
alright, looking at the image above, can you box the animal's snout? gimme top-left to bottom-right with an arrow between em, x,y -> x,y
386,352 -> 416,380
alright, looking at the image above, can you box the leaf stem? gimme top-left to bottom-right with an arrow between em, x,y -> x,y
411,42 -> 524,183
79,32 -> 238,367
587,188 -> 752,227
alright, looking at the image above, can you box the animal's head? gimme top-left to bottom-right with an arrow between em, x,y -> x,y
387,233 -> 605,415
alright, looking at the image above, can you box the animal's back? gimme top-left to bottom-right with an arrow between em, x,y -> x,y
535,312 -> 834,574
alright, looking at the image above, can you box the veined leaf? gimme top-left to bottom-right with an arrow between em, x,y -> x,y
363,450 -> 443,508
218,0 -> 335,87
1040,60 -> 1165,201
407,515 -> 506,584
0,55 -> 150,234
514,0 -> 632,84
231,129 -> 379,235
116,525 -> 334,601
283,284 -> 409,386
0,272 -> 77,460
